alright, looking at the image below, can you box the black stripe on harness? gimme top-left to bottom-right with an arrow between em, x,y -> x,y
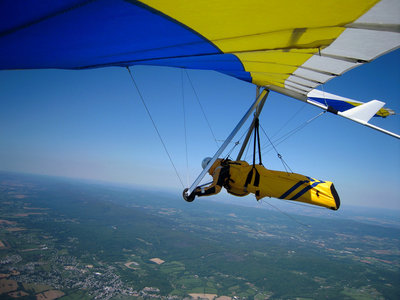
244,169 -> 254,188
244,167 -> 260,189
254,169 -> 260,187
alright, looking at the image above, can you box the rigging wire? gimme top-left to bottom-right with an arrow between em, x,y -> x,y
225,141 -> 240,160
259,198 -> 311,228
259,124 -> 293,173
181,70 -> 190,187
225,123 -> 253,160
261,111 -> 326,154
126,67 -> 185,188
271,103 -> 307,139
244,130 -> 253,161
281,199 -> 327,210
185,70 -> 220,148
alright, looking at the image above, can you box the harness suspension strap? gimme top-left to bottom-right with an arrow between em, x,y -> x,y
253,169 -> 260,187
252,120 -> 257,166
244,168 -> 254,189
252,117 -> 263,166
236,88 -> 269,160
245,117 -> 263,191
186,89 -> 269,196
256,119 -> 262,165
244,165 -> 261,190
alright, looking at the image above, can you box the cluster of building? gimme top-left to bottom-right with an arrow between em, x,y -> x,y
1,252 -> 188,299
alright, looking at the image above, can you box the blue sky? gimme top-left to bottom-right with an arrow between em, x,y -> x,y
1,49 -> 399,210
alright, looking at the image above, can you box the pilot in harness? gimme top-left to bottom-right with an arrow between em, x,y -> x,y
184,118 -> 340,210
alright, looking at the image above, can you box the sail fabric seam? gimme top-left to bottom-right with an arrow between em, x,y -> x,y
73,52 -> 246,70
286,1 -> 400,93
129,0 -> 224,55
1,0 -> 399,97
0,0 -> 95,38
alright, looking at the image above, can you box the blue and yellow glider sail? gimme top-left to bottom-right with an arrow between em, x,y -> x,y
0,0 -> 399,125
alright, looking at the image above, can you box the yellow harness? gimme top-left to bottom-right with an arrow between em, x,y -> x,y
225,161 -> 340,210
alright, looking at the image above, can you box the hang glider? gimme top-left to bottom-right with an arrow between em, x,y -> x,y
0,0 -> 399,137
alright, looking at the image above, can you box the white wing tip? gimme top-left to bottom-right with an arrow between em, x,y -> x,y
341,100 -> 385,122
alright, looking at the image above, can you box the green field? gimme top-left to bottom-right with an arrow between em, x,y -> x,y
0,172 -> 399,299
